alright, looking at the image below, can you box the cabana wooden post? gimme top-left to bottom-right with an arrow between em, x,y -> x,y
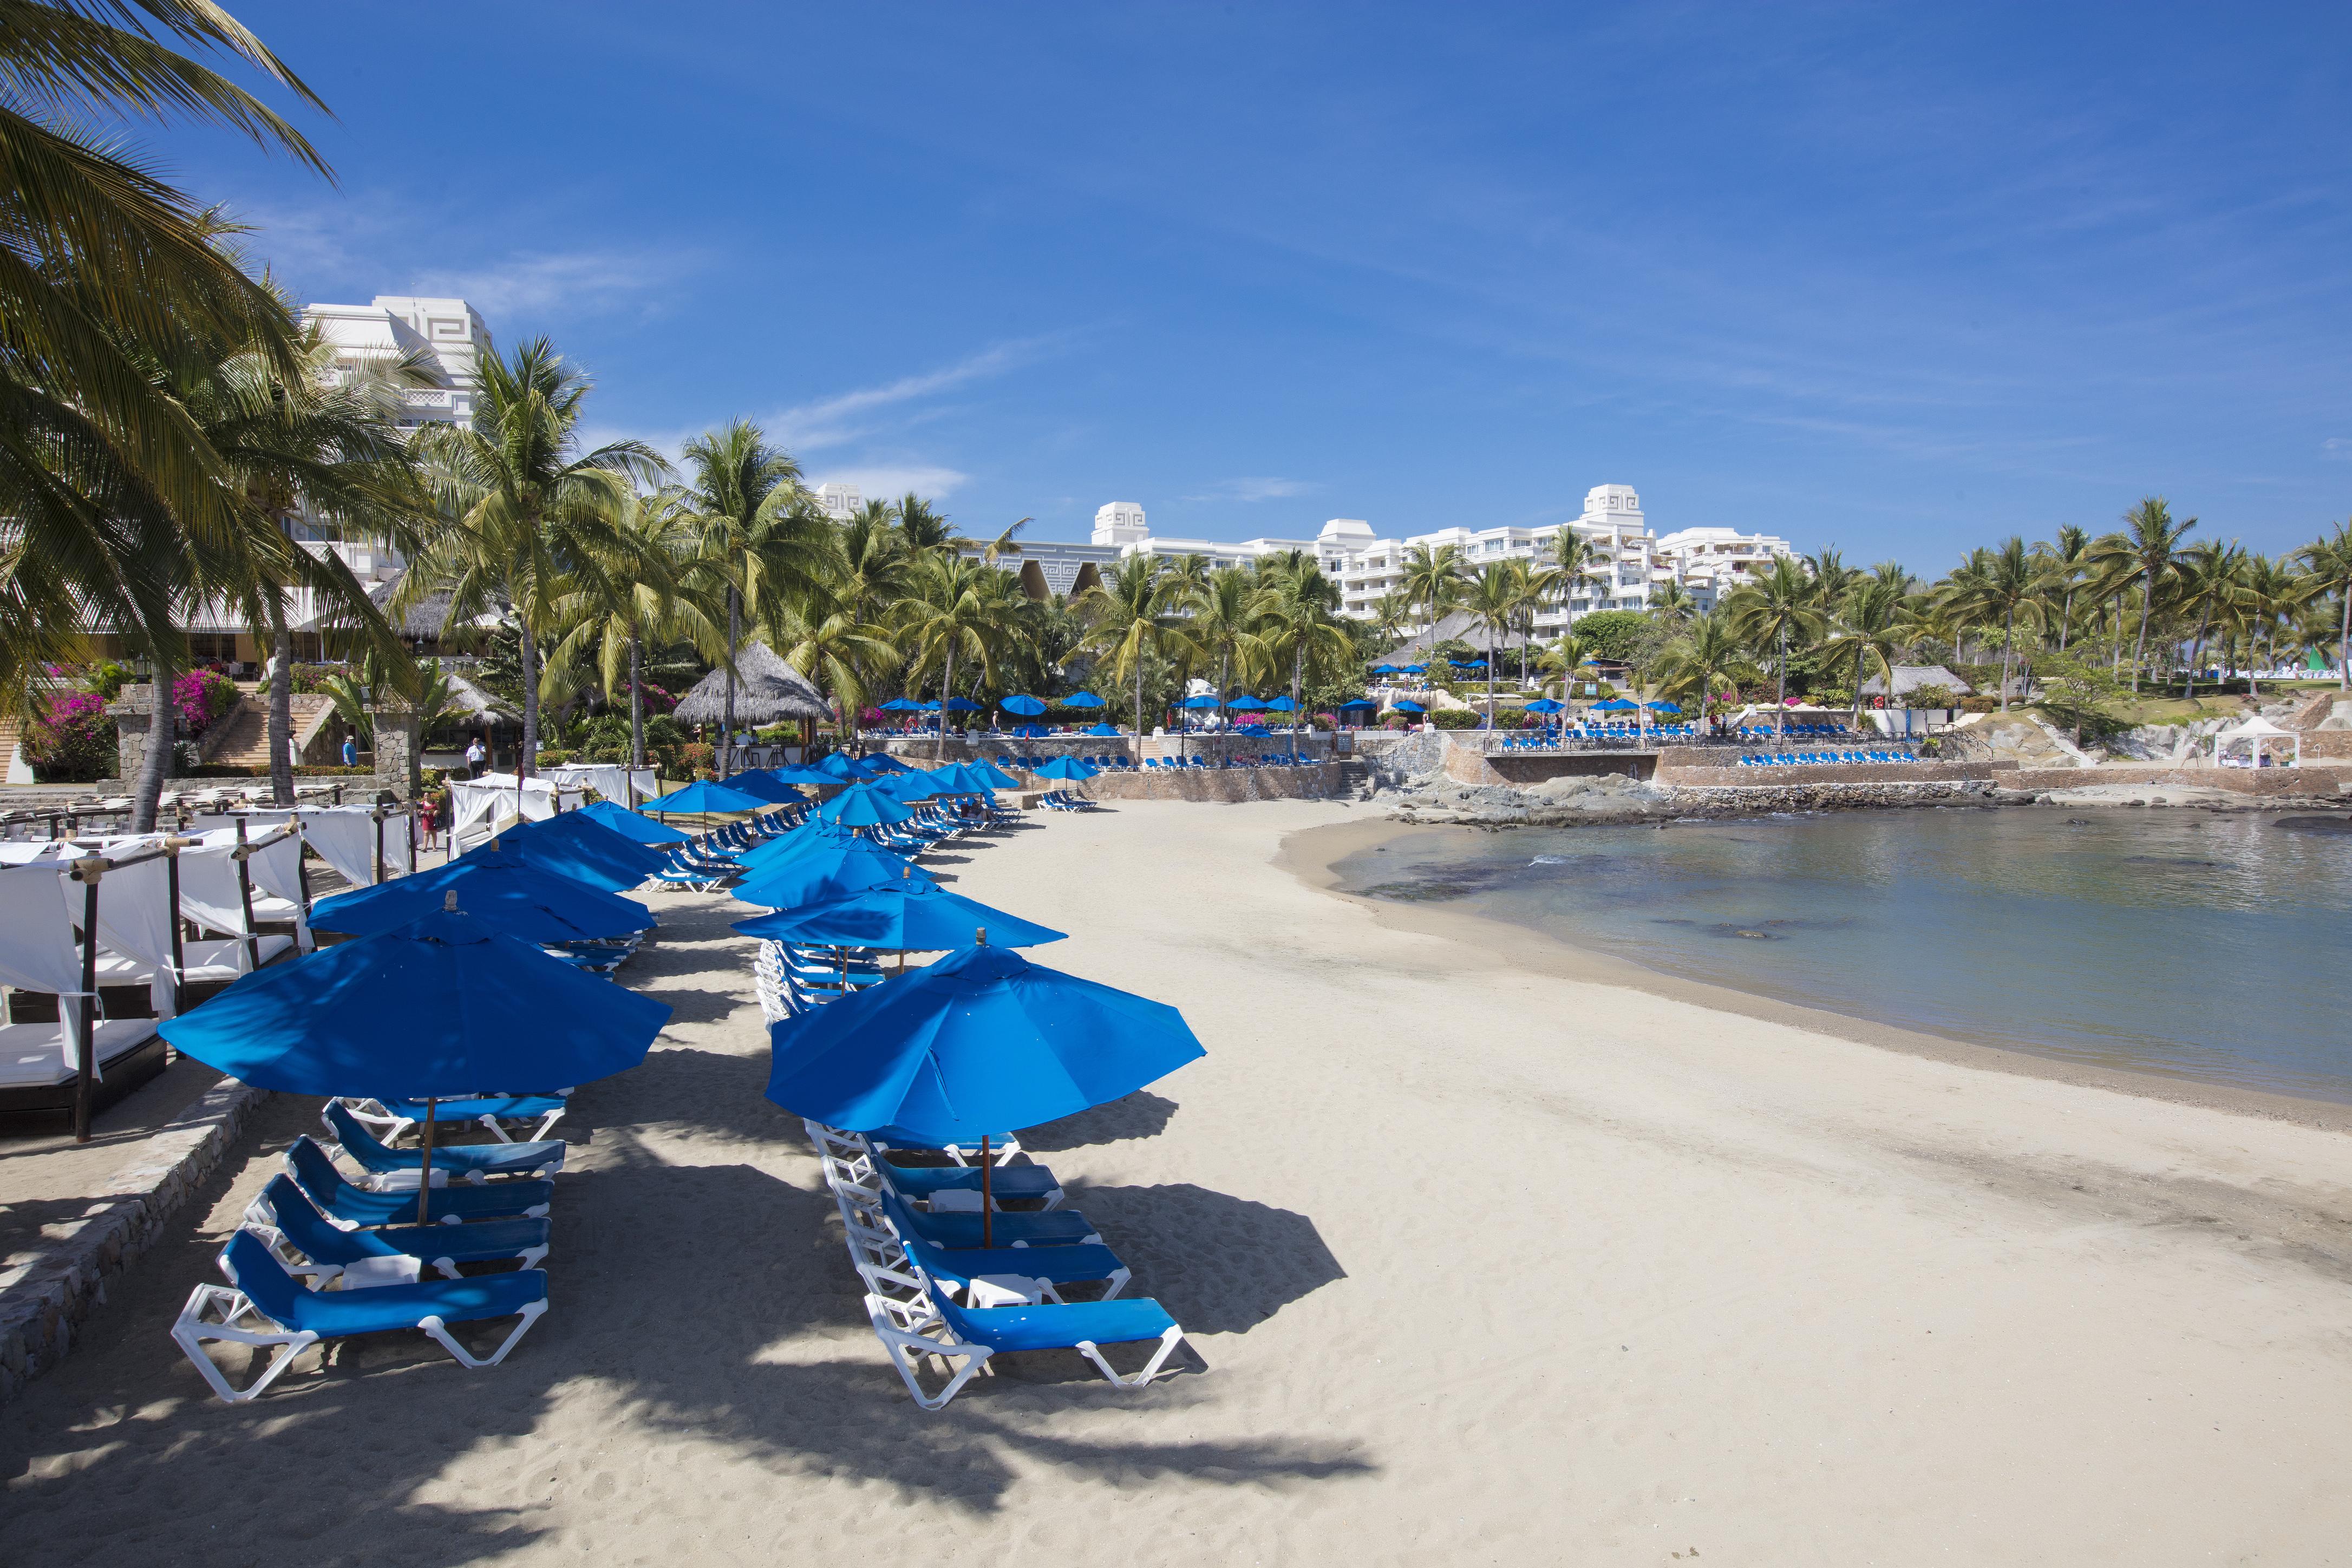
232,819 -> 260,973
67,857 -> 102,1141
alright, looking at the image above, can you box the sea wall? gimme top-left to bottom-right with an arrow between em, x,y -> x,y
884,733 -> 1338,767
1658,779 -> 2001,812
2004,763 -> 2352,798
1656,760 -> 2007,788
1075,762 -> 1347,803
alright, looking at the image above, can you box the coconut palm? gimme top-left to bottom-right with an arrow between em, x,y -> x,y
544,489 -> 720,770
1536,633 -> 1592,697
1186,566 -> 1274,724
2088,498 -> 2197,692
1648,610 -> 1763,720
678,419 -> 833,775
2170,540 -> 2249,697
1399,542 -> 1465,636
403,338 -> 665,782
1648,580 -> 1699,623
1541,527 -> 1604,619
1461,560 -> 1521,725
1369,590 -> 1414,646
1722,556 -> 1824,735
2234,553 -> 2298,694
898,552 -> 1011,761
2295,520 -> 2352,690
894,494 -> 957,556
1806,546 -> 1861,609
1943,537 -> 2048,711
1819,577 -> 1912,722
1076,557 -> 1182,753
775,605 -> 901,733
1258,557 -> 1354,740
979,516 -> 1031,566
2030,525 -> 2094,653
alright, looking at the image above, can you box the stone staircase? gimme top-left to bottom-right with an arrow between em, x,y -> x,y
1336,757 -> 1376,799
197,694 -> 336,769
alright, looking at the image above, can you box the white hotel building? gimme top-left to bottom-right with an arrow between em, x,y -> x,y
998,486 -> 1795,634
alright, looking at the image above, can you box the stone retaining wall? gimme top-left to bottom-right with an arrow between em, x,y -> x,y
2004,763 -> 2352,798
1656,760 -> 2006,788
0,1076 -> 269,1406
885,734 -> 1337,766
1660,780 -> 2001,811
1075,762 -> 1347,803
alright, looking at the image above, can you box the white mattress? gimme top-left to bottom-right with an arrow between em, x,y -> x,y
0,1018 -> 161,1089
182,933 -> 293,982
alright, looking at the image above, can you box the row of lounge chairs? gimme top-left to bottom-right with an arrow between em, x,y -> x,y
172,1093 -> 573,1400
1733,749 -> 1917,767
808,1119 -> 1191,1408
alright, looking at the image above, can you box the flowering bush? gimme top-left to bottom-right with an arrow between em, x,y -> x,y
617,680 -> 676,714
24,691 -> 116,782
172,669 -> 240,736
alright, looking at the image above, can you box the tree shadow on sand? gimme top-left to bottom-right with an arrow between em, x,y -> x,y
1050,1182 -> 1347,1335
1019,1090 -> 1180,1152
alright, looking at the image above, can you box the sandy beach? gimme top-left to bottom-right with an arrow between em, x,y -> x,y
6,797 -> 2352,1565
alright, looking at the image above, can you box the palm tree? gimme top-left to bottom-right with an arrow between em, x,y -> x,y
1258,557 -> 1354,745
1944,537 -> 2048,711
894,494 -> 957,556
0,1 -> 337,718
2170,540 -> 2249,697
1369,590 -> 1414,647
544,489 -> 718,771
1186,567 -> 1273,725
898,552 -> 1010,761
2031,525 -> 2094,652
1806,546 -> 1861,609
979,517 -> 1031,566
1722,556 -> 1823,736
1461,561 -> 1521,725
403,338 -> 665,783
1819,578 -> 1911,722
1399,542 -> 1465,637
1541,527 -> 1604,623
1536,633 -> 1592,697
1076,558 -> 1182,756
1648,581 -> 1698,623
2088,498 -> 2197,693
1648,611 -> 1763,722
2295,521 -> 2352,690
679,419 -> 832,775
776,605 -> 901,734
2236,553 -> 2298,695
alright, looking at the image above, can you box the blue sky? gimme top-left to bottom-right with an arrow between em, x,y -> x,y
165,2 -> 2352,569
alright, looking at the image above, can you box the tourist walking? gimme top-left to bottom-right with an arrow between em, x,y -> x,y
465,737 -> 486,777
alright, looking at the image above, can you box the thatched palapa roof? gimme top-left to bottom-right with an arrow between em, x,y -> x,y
674,642 -> 832,724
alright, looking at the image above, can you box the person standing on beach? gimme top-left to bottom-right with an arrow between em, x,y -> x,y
341,731 -> 357,767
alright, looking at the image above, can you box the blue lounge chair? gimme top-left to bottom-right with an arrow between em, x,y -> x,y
863,1285 -> 1188,1408
249,1172 -> 551,1282
172,1230 -> 548,1401
339,1092 -> 569,1145
285,1136 -> 553,1227
322,1101 -> 565,1187
870,1153 -> 1064,1209
876,1187 -> 1101,1249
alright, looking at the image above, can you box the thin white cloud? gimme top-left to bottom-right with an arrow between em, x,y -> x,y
771,334 -> 1076,449
408,250 -> 693,319
1182,476 -> 1318,503
2324,437 -> 2352,460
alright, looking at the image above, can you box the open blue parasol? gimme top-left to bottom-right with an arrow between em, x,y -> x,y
815,752 -> 878,782
765,941 -> 1203,1236
815,781 -> 915,827
643,779 -> 769,816
1391,700 -> 1427,713
1179,694 -> 1219,710
311,854 -> 654,942
1227,695 -> 1266,711
576,799 -> 691,845
735,838 -> 930,909
1031,755 -> 1096,780
1000,695 -> 1046,716
734,882 -> 1064,952
1525,698 -> 1565,714
1084,722 -> 1121,736
1062,692 -> 1104,708
469,813 -> 669,893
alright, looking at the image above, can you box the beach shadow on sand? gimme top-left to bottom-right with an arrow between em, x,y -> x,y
1020,1090 -> 1181,1151
1057,1182 -> 1348,1337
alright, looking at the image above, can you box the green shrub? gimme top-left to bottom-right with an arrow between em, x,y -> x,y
1429,708 -> 1485,729
536,748 -> 576,767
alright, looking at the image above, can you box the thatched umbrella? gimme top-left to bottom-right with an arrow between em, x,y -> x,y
675,643 -> 832,776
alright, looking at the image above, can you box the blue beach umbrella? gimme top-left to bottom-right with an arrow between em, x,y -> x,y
472,814 -> 669,893
1062,692 -> 1105,709
961,758 -> 1023,789
734,882 -> 1065,953
736,819 -> 861,873
1032,756 -> 1096,781
1401,664 -> 1428,674
943,697 -> 983,713
1645,701 -> 1682,714
722,768 -> 813,805
1228,694 -> 1267,711
1391,700 -> 1427,714
872,770 -> 941,802
312,855 -> 654,942
577,799 -> 691,845
1264,695 -> 1297,711
1000,694 -> 1046,716
1525,698 -> 1565,714
1179,694 -> 1219,710
1338,697 -> 1378,710
161,906 -> 670,1218
1084,722 -> 1121,736
815,752 -> 878,782
643,779 -> 769,816
860,753 -> 913,774
816,782 -> 916,827
1371,664 -> 1400,675
761,763 -> 838,787
879,698 -> 920,713
765,942 -> 1205,1231
1592,698 -> 1638,713
735,839 -> 932,910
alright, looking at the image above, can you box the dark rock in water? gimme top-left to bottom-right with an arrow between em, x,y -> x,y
2272,815 -> 2352,835
2064,818 -> 2093,825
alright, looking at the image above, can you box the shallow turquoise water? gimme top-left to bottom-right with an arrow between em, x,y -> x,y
1332,808 -> 2352,1102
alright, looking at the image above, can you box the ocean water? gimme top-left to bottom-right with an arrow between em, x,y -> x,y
1332,807 -> 2352,1102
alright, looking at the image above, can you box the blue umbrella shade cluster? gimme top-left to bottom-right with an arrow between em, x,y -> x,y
312,855 -> 654,943
481,812 -> 669,893
735,838 -> 930,909
161,902 -> 670,1220
643,780 -> 769,817
577,800 -> 690,845
816,782 -> 915,828
735,881 -> 1066,955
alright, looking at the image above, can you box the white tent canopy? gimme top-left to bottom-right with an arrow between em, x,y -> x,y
2213,714 -> 2301,768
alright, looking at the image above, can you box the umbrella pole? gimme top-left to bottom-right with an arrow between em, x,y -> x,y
416,1097 -> 437,1225
981,1133 -> 992,1248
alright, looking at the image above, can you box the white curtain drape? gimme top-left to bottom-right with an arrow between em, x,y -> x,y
0,864 -> 93,1070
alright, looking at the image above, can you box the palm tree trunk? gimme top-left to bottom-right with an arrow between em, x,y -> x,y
2184,604 -> 2212,699
2337,586 -> 2349,690
1486,630 -> 1497,728
1133,648 -> 1145,761
1291,647 -> 1304,760
132,648 -> 177,833
2059,589 -> 2075,654
937,646 -> 954,763
518,618 -> 539,782
1775,622 -> 1787,736
1999,608 -> 2014,713
2131,573 -> 2153,694
267,610 -> 295,807
723,585 -> 741,778
629,636 -> 645,770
